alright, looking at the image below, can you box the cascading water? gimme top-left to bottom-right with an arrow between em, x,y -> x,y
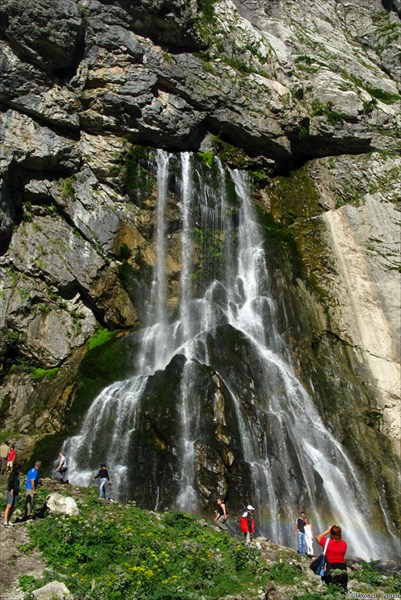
63,150 -> 397,560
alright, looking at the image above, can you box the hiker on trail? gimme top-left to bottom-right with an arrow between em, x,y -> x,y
24,461 -> 41,519
6,444 -> 16,473
316,525 -> 348,592
93,464 -> 111,500
0,440 -> 10,475
4,463 -> 20,526
214,498 -> 228,530
55,452 -> 69,484
240,505 -> 255,544
294,510 -> 306,554
304,516 -> 314,557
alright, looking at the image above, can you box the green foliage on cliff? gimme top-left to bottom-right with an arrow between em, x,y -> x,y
87,328 -> 116,350
59,177 -> 75,199
124,146 -> 155,205
265,167 -> 330,300
30,367 -> 59,381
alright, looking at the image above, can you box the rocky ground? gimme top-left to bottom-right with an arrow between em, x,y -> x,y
0,520 -> 46,600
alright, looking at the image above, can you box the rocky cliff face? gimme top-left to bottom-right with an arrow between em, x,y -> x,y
0,0 -> 400,531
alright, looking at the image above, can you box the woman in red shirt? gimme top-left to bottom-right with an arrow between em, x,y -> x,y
6,445 -> 16,472
316,524 -> 348,591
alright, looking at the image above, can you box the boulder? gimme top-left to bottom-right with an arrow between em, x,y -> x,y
46,493 -> 79,516
32,581 -> 72,599
372,559 -> 401,576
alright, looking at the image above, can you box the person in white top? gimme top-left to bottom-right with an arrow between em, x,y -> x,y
55,452 -> 69,484
304,517 -> 314,557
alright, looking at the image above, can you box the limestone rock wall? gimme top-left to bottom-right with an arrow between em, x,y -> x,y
0,0 -> 399,510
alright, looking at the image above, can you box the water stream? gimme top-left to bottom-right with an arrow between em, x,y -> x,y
63,151 -> 395,559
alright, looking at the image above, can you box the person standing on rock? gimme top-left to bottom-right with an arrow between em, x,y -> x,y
294,510 -> 306,554
4,463 -> 20,526
304,516 -> 314,557
214,498 -> 228,530
240,505 -> 255,544
24,460 -> 41,519
93,464 -> 111,500
0,439 -> 10,476
316,524 -> 348,592
55,452 -> 69,484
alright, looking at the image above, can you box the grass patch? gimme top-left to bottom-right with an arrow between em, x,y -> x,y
87,328 -> 116,350
24,486 -> 267,599
267,561 -> 303,585
311,100 -> 344,124
364,86 -> 400,105
30,367 -> 60,381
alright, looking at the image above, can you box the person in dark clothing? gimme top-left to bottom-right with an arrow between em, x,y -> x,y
214,498 -> 228,530
294,510 -> 306,554
94,464 -> 111,500
4,464 -> 20,526
316,525 -> 348,592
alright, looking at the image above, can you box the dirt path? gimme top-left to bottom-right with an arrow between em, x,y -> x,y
0,522 -> 47,600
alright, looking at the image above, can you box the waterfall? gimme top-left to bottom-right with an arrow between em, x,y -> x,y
63,151 -> 396,560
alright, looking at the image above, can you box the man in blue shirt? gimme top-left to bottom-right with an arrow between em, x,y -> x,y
24,461 -> 41,519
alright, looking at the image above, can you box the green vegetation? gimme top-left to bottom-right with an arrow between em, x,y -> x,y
4,328 -> 21,344
0,430 -> 17,444
28,331 -> 137,472
124,146 -> 155,205
197,0 -> 218,24
21,486 -> 264,599
266,167 -> 331,300
196,151 -> 215,169
352,561 -> 401,593
371,11 -> 401,57
363,85 -> 400,105
30,367 -> 59,381
337,70 -> 400,106
7,482 -> 399,599
117,243 -> 132,260
294,55 -> 328,73
267,561 -> 302,585
311,100 -> 344,124
59,177 -> 75,199
210,136 -> 250,170
87,327 -> 116,350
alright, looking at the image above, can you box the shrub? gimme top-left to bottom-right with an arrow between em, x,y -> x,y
118,243 -> 132,260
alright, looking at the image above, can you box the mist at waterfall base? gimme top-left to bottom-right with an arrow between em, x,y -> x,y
63,151 -> 398,561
